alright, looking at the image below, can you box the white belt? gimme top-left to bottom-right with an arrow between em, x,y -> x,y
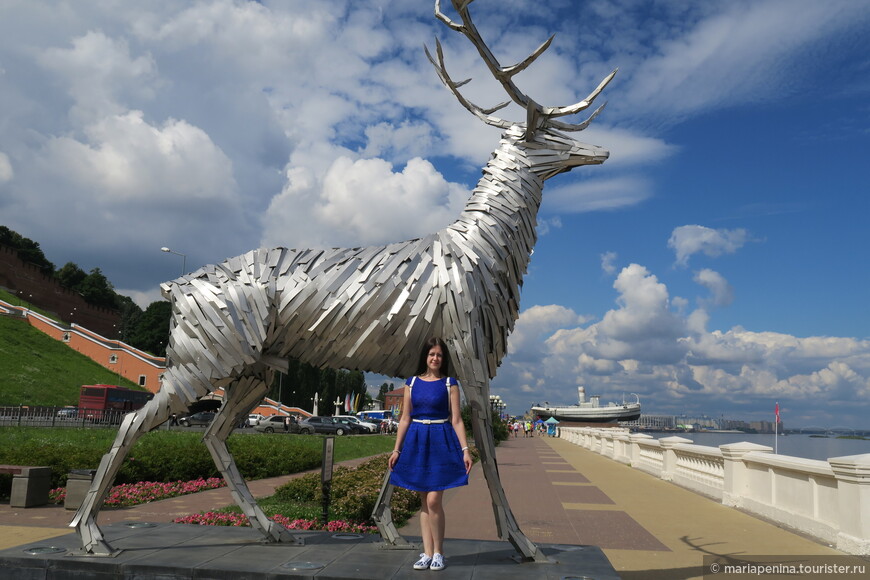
412,418 -> 449,424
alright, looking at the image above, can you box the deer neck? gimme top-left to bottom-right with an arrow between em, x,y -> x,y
445,128 -> 543,278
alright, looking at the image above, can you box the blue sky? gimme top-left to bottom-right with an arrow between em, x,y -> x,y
1,1 -> 868,428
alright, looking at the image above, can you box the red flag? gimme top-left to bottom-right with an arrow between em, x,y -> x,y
775,402 -> 781,423
344,393 -> 351,412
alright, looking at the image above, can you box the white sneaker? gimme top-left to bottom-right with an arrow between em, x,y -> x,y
429,553 -> 445,571
412,553 -> 432,570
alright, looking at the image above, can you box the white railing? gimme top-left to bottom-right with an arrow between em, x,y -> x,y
558,426 -> 870,555
635,437 -> 664,477
672,443 -> 724,500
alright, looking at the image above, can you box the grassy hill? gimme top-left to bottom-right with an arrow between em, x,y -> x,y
0,314 -> 139,406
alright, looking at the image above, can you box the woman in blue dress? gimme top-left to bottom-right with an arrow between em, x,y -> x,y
389,337 -> 472,572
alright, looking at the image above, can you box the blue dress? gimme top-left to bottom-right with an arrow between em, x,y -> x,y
389,376 -> 468,492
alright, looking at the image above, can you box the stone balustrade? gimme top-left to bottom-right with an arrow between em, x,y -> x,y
559,426 -> 870,555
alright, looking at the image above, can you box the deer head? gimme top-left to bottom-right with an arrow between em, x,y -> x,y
427,0 -> 616,179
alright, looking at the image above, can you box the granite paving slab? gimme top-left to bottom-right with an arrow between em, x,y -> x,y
0,522 -> 620,579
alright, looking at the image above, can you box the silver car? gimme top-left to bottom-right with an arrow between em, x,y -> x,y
333,415 -> 377,433
253,415 -> 300,434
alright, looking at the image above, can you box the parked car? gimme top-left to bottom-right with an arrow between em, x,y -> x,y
253,415 -> 300,434
298,416 -> 351,436
333,415 -> 376,433
247,414 -> 264,427
178,411 -> 216,427
332,417 -> 370,434
56,408 -> 78,419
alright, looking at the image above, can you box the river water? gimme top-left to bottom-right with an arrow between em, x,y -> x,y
642,432 -> 870,462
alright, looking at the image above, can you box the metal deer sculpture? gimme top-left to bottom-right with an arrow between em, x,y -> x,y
71,0 -> 615,561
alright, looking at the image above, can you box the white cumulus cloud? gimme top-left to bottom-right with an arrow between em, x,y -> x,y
668,225 -> 749,267
694,268 -> 734,307
262,156 -> 469,249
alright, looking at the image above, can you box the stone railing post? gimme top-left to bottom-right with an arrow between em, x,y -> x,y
720,442 -> 773,507
614,432 -> 632,465
596,429 -> 609,455
829,453 -> 870,555
602,430 -> 615,458
659,436 -> 693,482
628,433 -> 654,468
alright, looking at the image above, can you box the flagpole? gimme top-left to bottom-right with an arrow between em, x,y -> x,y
774,401 -> 779,454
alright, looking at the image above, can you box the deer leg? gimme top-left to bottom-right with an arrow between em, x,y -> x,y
202,374 -> 304,545
371,464 -> 413,547
464,380 -> 548,562
70,388 -> 174,555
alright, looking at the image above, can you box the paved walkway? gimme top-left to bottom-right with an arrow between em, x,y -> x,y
0,435 -> 861,578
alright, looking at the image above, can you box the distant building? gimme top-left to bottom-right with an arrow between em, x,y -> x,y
383,387 -> 405,417
624,415 -> 676,430
750,420 -> 780,434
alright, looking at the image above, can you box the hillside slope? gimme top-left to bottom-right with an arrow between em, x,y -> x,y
0,315 -> 138,406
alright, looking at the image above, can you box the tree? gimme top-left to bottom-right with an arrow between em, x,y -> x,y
56,262 -> 117,309
115,295 -> 142,342
56,262 -> 87,290
127,300 -> 172,356
377,382 -> 393,406
0,225 -> 55,276
78,268 -> 116,308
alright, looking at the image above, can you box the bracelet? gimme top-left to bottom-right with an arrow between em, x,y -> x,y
392,449 -> 401,454
461,446 -> 469,451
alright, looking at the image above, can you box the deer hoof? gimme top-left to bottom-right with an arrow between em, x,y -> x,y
264,522 -> 306,546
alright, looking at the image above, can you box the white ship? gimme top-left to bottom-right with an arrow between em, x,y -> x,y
531,387 -> 641,423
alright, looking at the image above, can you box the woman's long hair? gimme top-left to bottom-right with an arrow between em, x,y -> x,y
414,337 -> 453,378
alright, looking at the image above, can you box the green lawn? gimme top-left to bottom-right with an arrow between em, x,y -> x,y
0,314 -> 138,406
0,288 -> 62,321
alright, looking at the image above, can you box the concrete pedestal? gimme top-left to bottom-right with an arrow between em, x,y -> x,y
64,469 -> 97,511
10,467 -> 51,508
0,523 -> 620,580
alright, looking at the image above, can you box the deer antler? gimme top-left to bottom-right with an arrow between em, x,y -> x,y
428,0 -> 617,137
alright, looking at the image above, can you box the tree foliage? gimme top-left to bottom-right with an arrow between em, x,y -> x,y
0,225 -> 55,276
56,262 -> 87,289
377,382 -> 394,405
268,361 -> 368,416
77,268 -> 116,308
126,300 -> 172,356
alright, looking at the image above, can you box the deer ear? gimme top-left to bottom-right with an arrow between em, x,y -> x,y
524,98 -> 541,141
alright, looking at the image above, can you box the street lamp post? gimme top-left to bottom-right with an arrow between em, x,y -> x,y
160,247 -> 187,276
489,394 -> 504,418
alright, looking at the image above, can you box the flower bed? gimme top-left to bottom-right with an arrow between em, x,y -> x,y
49,477 -> 226,507
172,512 -> 377,534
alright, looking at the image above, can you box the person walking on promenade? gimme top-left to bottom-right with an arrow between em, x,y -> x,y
389,337 -> 473,572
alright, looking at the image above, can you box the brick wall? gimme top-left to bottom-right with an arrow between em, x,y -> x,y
0,244 -> 121,337
23,310 -> 165,393
384,387 -> 405,416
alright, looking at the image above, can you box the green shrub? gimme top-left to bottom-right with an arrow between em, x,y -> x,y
461,404 -> 509,443
0,428 -> 325,499
273,454 -> 422,525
